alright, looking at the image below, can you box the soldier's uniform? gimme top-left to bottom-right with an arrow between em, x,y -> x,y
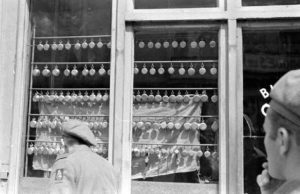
49,120 -> 118,194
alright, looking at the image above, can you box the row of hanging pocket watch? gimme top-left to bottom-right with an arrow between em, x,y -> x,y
35,39 -> 111,51
32,64 -> 110,77
134,63 -> 217,76
29,117 -> 109,130
131,146 -> 218,159
133,90 -> 218,103
27,142 -> 108,156
32,91 -> 109,104
31,90 -> 217,104
31,63 -> 217,77
132,119 -> 219,132
136,39 -> 217,49
29,117 -> 218,132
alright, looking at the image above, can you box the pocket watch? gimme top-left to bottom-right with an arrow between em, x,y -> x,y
32,65 -> 40,77
64,65 -> 70,77
81,40 -> 88,49
58,41 -> 64,50
89,39 -> 95,49
163,40 -> 169,48
199,63 -> 206,75
155,41 -> 161,49
65,40 -> 72,50
52,65 -> 60,77
89,65 -> 96,76
37,41 -> 44,51
42,65 -> 50,77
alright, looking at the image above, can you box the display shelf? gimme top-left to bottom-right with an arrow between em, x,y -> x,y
34,35 -> 111,40
135,60 -> 218,63
132,142 -> 218,146
29,114 -> 109,117
134,87 -> 217,90
132,114 -> 217,117
32,62 -> 110,65
26,139 -> 109,144
30,88 -> 110,91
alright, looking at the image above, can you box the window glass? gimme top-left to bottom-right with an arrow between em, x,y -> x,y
25,0 -> 112,177
132,28 -> 219,193
243,29 -> 300,194
135,0 -> 217,9
243,0 -> 300,6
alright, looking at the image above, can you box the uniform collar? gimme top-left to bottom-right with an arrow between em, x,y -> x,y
68,144 -> 91,154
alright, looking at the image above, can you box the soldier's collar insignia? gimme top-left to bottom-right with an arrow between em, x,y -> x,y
55,169 -> 64,181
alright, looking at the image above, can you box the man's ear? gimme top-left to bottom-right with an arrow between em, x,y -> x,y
277,127 -> 290,156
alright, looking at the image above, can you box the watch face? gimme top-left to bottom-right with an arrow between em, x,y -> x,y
199,40 -> 206,48
199,122 -> 207,131
168,67 -> 175,75
190,41 -> 197,48
139,41 -> 145,48
149,67 -> 156,75
154,94 -> 162,102
98,67 -> 106,76
58,42 -> 64,50
89,41 -> 95,49
97,41 -> 104,48
209,40 -> 216,48
199,65 -> 206,74
188,67 -> 195,76
141,67 -> 148,75
65,41 -> 71,50
162,95 -> 169,103
180,41 -> 186,48
163,41 -> 169,48
37,42 -> 44,51
155,42 -> 161,49
183,122 -> 191,130
169,94 -> 176,103
43,42 -> 50,51
171,41 -> 178,48
176,95 -> 183,103
51,43 -> 58,51
64,68 -> 70,77
134,67 -> 139,74
178,67 -> 185,75
193,94 -> 201,103
175,123 -> 182,130
89,68 -> 96,76
75,42 -> 81,50
147,41 -> 154,49
148,94 -> 155,102
211,95 -> 218,103
200,94 -> 208,102
158,67 -> 165,75
210,67 -> 217,75
82,41 -> 88,49
183,95 -> 190,103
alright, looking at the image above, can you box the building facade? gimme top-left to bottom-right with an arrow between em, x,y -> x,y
0,0 -> 300,193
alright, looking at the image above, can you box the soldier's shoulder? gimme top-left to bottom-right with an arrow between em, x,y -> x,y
55,153 -> 69,162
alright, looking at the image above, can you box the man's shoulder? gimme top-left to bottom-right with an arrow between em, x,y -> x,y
275,180 -> 300,194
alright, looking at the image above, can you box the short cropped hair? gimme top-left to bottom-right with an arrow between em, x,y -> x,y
267,108 -> 300,146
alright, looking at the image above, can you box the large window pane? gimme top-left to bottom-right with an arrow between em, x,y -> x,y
243,29 -> 300,194
131,28 -> 220,194
25,0 -> 112,177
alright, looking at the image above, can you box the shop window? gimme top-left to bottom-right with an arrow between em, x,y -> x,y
134,0 -> 217,9
242,0 -> 300,6
131,29 -> 219,193
243,29 -> 300,194
25,0 -> 112,177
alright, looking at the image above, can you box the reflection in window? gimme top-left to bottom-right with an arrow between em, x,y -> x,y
243,29 -> 300,194
25,0 -> 112,178
132,29 -> 219,193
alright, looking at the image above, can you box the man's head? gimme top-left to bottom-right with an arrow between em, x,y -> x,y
61,119 -> 97,150
263,70 -> 300,180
